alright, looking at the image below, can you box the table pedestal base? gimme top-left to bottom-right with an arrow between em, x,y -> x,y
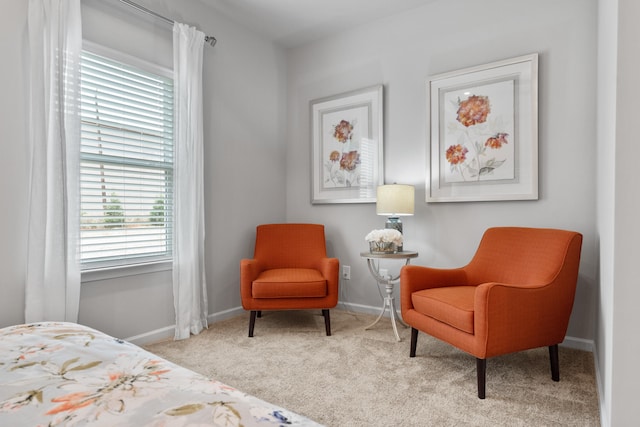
360,251 -> 418,342
364,281 -> 408,341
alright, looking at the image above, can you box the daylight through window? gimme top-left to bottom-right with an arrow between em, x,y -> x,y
80,50 -> 174,270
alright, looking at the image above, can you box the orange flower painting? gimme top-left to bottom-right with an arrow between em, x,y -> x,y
446,144 -> 468,165
456,95 -> 490,127
442,80 -> 515,183
429,54 -> 538,202
312,85 -> 382,203
485,132 -> 509,149
323,118 -> 361,187
333,120 -> 354,143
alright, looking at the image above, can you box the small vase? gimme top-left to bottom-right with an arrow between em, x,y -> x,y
369,241 -> 397,254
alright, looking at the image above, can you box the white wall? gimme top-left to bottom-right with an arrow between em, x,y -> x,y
594,0 -> 618,425
286,0 -> 598,341
597,0 -> 617,423
0,0 -> 288,338
610,1 -> 640,424
596,0 -> 640,424
0,0 -> 29,328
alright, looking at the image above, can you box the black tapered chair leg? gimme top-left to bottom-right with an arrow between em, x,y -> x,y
410,328 -> 418,357
549,344 -> 560,381
248,311 -> 257,337
322,309 -> 331,336
477,358 -> 486,399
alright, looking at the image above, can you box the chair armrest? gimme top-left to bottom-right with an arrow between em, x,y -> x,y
317,257 -> 339,279
400,265 -> 467,314
240,258 -> 265,307
474,281 -> 574,356
318,257 -> 340,305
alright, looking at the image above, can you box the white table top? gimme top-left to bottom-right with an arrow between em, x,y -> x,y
359,250 -> 418,260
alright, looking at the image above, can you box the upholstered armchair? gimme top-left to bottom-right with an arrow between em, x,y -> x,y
400,227 -> 583,399
240,223 -> 339,337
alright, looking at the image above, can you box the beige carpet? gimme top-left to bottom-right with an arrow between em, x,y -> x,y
145,310 -> 600,426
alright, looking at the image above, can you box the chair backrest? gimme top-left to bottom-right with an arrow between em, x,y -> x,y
465,227 -> 583,286
254,223 -> 328,269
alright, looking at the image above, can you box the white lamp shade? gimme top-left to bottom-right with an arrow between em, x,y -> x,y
376,184 -> 415,216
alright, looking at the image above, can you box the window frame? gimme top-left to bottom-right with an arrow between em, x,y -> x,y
79,41 -> 174,279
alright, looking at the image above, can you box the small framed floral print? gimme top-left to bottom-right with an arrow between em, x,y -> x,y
427,54 -> 538,202
311,85 -> 383,204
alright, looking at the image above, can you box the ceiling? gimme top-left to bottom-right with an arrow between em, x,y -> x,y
199,0 -> 438,48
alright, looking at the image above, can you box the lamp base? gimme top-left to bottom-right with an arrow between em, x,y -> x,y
385,217 -> 403,252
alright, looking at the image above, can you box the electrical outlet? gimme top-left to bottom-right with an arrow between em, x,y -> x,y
342,265 -> 351,280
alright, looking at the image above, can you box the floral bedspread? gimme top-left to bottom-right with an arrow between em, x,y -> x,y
0,322 -> 321,426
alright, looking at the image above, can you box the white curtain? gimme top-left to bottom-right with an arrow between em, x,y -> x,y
172,23 -> 208,340
25,0 -> 82,323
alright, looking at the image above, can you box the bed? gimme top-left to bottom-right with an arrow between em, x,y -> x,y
0,322 -> 321,426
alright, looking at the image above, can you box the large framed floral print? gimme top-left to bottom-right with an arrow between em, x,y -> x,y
311,85 -> 383,204
427,54 -> 538,202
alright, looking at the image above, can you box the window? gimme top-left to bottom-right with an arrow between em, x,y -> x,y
79,49 -> 174,270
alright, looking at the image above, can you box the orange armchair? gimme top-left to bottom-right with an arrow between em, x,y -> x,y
240,224 -> 339,337
400,227 -> 582,399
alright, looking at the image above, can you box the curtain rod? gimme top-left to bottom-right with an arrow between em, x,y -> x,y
118,0 -> 217,47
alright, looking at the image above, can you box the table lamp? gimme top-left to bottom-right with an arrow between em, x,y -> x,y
376,184 -> 415,251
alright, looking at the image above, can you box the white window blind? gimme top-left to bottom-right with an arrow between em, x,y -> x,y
80,50 -> 174,270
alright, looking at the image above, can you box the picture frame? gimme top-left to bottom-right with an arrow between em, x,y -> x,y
311,85 -> 383,204
427,54 -> 538,202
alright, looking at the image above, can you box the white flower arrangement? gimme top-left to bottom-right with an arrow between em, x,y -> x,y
364,229 -> 403,246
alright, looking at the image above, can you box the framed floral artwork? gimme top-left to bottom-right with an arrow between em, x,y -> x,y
427,54 -> 538,202
311,85 -> 383,204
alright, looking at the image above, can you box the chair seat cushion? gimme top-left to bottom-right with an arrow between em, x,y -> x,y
411,286 -> 476,334
252,268 -> 328,298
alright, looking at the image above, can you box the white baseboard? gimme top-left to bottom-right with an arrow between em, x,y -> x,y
126,306 -> 246,346
591,342 -> 608,427
207,306 -> 245,324
560,335 -> 595,352
126,325 -> 175,346
337,301 -> 386,316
